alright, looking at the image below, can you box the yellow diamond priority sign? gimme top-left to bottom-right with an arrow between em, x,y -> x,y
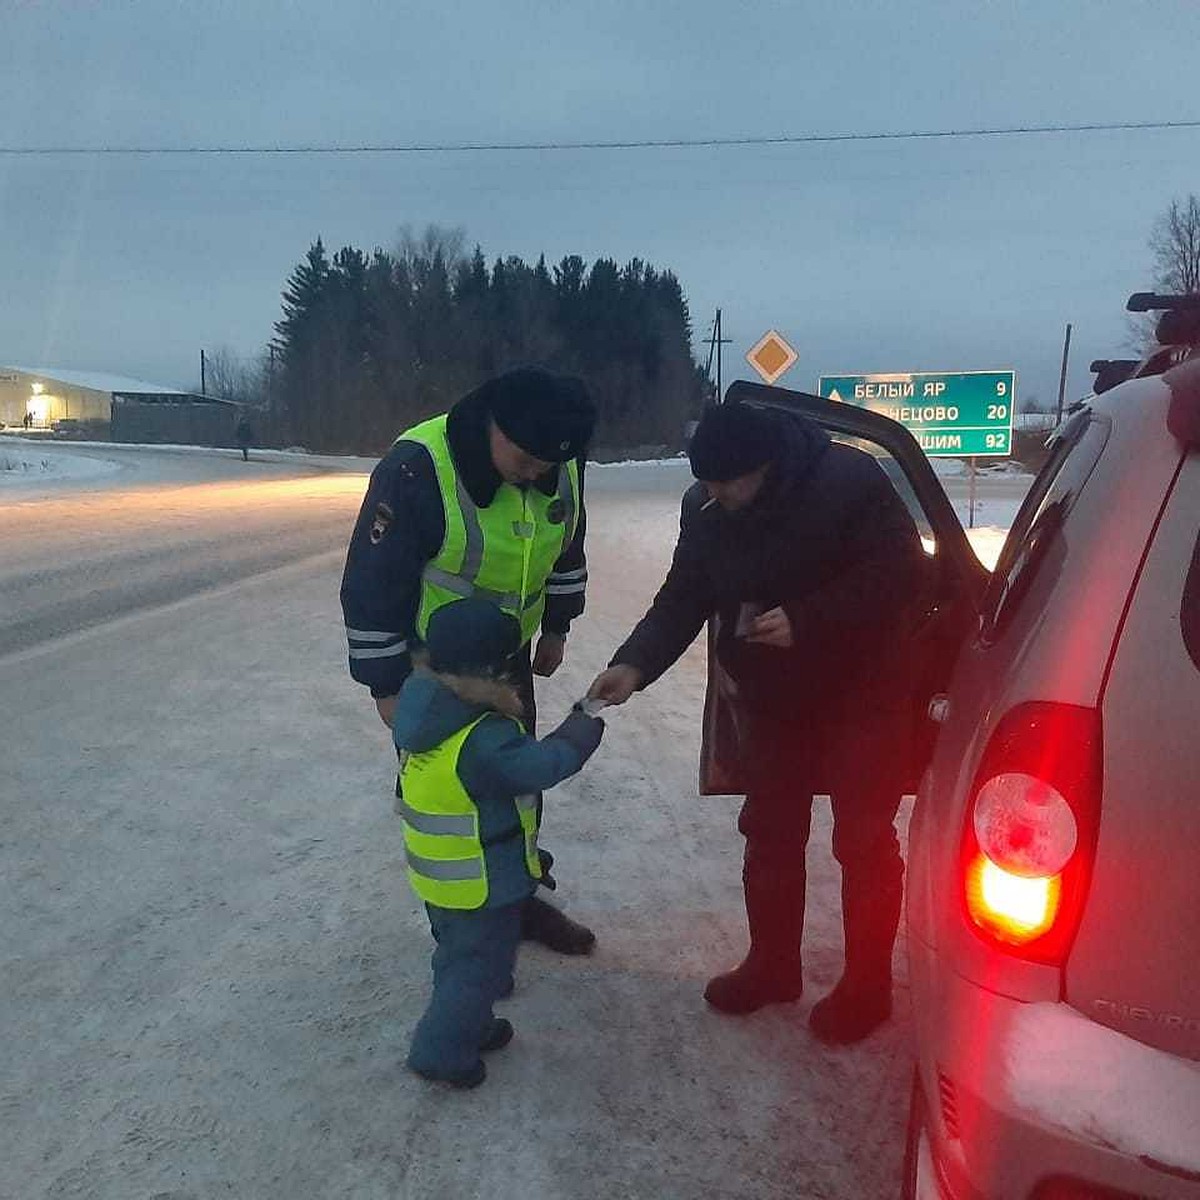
746,329 -> 798,385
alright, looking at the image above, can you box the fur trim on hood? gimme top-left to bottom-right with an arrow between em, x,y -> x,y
412,659 -> 524,720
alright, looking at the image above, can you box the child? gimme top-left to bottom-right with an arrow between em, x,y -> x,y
392,597 -> 604,1088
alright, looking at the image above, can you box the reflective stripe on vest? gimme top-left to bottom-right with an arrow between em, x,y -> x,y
397,415 -> 580,645
399,712 -> 542,909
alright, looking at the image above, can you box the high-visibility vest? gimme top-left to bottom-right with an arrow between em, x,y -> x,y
399,415 -> 581,646
398,714 -> 542,909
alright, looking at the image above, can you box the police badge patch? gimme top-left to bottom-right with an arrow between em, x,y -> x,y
547,499 -> 566,524
370,501 -> 394,544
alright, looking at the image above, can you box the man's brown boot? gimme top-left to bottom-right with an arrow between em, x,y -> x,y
704,958 -> 803,1014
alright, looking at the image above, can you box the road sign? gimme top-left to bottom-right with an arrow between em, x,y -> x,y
817,370 -> 1016,457
746,330 -> 798,385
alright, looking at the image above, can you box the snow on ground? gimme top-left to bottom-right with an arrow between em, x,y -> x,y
1005,1003 -> 1200,1174
0,444 -> 1046,1197
932,457 -> 1033,479
956,498 -> 1024,571
964,527 -> 1008,570
0,435 -> 378,502
3,462 -> 919,1199
590,455 -> 688,468
0,440 -> 122,487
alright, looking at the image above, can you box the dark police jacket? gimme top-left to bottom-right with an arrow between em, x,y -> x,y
340,389 -> 588,699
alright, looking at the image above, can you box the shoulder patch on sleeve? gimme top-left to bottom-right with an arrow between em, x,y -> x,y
369,501 -> 394,544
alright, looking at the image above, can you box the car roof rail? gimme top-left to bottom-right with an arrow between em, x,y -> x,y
1127,292 -> 1200,348
1089,359 -> 1140,394
1126,292 -> 1200,313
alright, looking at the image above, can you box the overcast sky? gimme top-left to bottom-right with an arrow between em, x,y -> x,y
2,0 -> 1198,408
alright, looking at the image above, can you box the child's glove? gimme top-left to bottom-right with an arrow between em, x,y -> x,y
550,708 -> 605,761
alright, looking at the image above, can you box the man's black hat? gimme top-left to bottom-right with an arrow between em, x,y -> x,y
687,401 -> 780,481
482,367 -> 596,463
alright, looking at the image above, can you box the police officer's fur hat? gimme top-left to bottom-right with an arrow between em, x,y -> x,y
481,367 -> 596,463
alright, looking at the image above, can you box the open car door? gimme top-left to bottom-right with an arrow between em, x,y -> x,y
699,381 -> 990,795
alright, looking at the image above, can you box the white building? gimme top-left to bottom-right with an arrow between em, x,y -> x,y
0,366 -> 185,430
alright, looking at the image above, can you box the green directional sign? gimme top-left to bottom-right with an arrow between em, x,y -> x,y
817,370 -> 1017,457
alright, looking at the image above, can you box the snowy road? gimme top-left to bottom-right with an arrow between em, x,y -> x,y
0,473 -> 366,659
1,445 -> 1030,1199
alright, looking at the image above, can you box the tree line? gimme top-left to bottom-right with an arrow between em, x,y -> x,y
206,196 -> 1200,450
239,226 -> 709,455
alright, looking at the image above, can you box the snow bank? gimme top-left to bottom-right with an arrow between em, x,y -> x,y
0,437 -> 377,499
964,527 -> 1008,571
932,458 -> 968,478
0,442 -> 121,488
932,458 -> 1032,480
1005,1003 -> 1200,1175
951,498 -> 1023,570
589,456 -> 689,468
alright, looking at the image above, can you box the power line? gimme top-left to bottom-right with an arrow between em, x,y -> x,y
1,118 -> 1198,156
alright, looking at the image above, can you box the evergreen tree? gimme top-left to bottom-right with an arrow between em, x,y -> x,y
269,234 -> 706,455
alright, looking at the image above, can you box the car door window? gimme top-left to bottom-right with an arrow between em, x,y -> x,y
980,410 -> 1110,641
829,432 -> 936,549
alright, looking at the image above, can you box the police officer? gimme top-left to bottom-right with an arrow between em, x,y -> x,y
341,366 -> 598,955
588,400 -> 927,1043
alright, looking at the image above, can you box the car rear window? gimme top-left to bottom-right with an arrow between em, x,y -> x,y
1184,528 -> 1200,673
980,410 -> 1109,640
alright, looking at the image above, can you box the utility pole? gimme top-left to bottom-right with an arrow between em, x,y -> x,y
200,348 -> 207,396
715,308 -> 723,401
704,308 -> 732,403
1055,322 -> 1073,424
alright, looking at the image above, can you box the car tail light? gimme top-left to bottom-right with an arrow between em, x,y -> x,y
962,703 -> 1102,963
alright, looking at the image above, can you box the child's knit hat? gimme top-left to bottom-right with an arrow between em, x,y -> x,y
424,598 -> 522,676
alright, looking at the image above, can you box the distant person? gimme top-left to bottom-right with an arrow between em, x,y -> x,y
588,400 -> 927,1044
22,411 -> 32,431
235,415 -> 253,461
396,598 -> 604,1088
341,366 -> 599,957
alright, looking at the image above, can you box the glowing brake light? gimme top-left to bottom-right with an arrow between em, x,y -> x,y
966,852 -> 1062,942
960,705 -> 1102,963
966,771 -> 1075,942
